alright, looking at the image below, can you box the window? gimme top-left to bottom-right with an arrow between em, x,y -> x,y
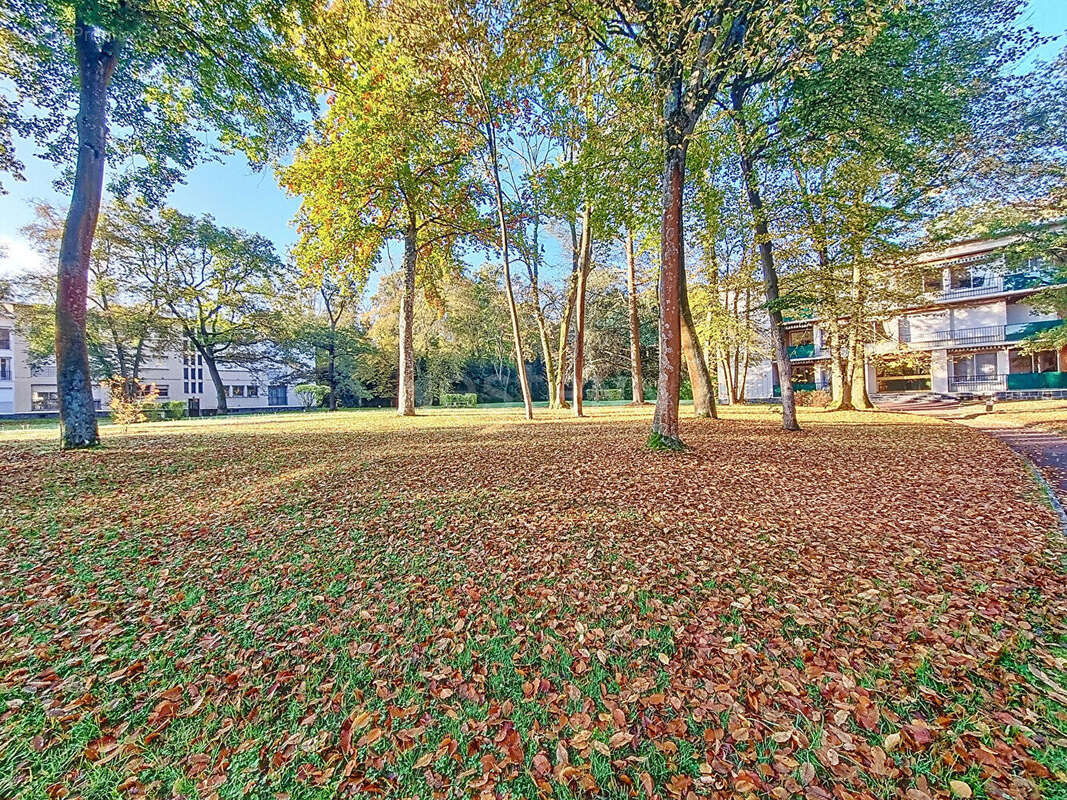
791,364 -> 815,384
231,385 -> 245,397
0,328 -> 10,349
952,352 -> 997,378
31,391 -> 59,411
155,384 -> 170,398
786,328 -> 814,348
950,267 -> 986,290
1010,348 -> 1059,374
268,385 -> 287,406
182,340 -> 203,394
247,385 -> 259,397
921,270 -> 943,294
0,357 -> 10,381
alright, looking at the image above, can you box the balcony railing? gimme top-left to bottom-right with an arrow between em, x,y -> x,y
908,319 -> 1064,347
787,344 -> 828,360
934,271 -> 1057,302
948,374 -> 1006,393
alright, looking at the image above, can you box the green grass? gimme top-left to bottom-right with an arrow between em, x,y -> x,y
1,404 -> 1064,798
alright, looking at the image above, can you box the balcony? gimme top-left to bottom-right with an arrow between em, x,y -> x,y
948,374 -> 1005,393
935,271 -> 1057,302
787,344 -> 828,360
908,320 -> 1064,348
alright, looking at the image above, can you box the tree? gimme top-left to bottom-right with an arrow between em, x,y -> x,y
383,0 -> 543,420
131,208 -> 285,413
283,1 -> 481,417
16,201 -> 176,392
1,0 -> 313,447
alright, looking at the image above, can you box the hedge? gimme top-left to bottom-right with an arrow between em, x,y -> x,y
441,393 -> 478,407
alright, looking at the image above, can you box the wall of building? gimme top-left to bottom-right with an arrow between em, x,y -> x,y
0,303 -> 304,416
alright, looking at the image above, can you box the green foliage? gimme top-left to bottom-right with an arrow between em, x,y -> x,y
440,392 -> 478,407
0,0 -> 315,198
294,383 -> 330,410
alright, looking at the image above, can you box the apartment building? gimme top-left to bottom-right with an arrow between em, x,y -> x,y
0,302 -> 303,416
721,234 -> 1067,401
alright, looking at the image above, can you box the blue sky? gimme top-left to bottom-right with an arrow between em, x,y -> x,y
2,0 -> 1064,287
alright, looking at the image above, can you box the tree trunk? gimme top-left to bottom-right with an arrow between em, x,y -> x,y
732,90 -> 799,432
679,263 -> 716,418
625,229 -> 645,404
203,351 -> 227,413
573,204 -> 592,417
828,323 -> 853,410
56,23 -> 119,449
651,138 -> 686,447
487,122 -> 533,419
554,219 -> 580,409
849,258 -> 874,409
532,283 -> 556,408
397,212 -> 417,416
328,329 -> 338,411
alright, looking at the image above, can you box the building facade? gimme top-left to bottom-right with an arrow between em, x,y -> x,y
719,235 -> 1067,402
0,303 -> 304,416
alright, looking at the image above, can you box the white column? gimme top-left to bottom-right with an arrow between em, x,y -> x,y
931,350 -> 949,394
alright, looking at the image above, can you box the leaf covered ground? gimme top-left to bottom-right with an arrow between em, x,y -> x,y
2,406 -> 1066,800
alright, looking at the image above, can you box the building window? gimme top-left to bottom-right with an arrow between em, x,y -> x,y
921,270 -> 943,294
949,267 -> 986,290
0,328 -> 10,349
268,385 -> 287,406
0,357 -> 10,380
247,385 -> 259,397
952,352 -> 997,378
31,391 -> 59,411
155,384 -> 169,398
786,328 -> 814,348
231,385 -> 245,397
1009,348 -> 1059,374
182,340 -> 203,395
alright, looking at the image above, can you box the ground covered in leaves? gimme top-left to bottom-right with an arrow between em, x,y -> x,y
2,406 -> 1066,800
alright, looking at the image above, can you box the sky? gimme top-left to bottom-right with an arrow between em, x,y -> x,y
1,0 -> 1064,288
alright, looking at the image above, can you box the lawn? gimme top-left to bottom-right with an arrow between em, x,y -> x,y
2,406 -> 1065,800
958,399 -> 1067,435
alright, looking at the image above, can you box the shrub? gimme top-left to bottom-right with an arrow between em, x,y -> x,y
794,389 -> 832,408
441,392 -> 478,407
164,400 -> 187,420
599,388 -> 623,401
105,377 -> 158,425
295,383 -> 329,410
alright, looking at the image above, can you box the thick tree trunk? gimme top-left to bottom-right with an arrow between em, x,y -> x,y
679,263 -> 716,419
573,204 -> 592,417
625,230 -> 645,404
733,91 -> 799,432
651,139 -> 686,447
848,259 -> 874,410
397,213 -> 417,416
487,123 -> 533,419
56,23 -> 119,449
827,323 -> 853,410
203,352 -> 227,413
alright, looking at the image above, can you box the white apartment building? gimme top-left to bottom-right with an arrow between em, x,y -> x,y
720,234 -> 1067,401
0,302 -> 303,416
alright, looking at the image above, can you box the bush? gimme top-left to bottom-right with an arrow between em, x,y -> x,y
105,377 -> 158,425
164,400 -> 187,420
441,392 -> 478,407
599,388 -> 623,401
794,389 -> 832,408
295,383 -> 330,410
